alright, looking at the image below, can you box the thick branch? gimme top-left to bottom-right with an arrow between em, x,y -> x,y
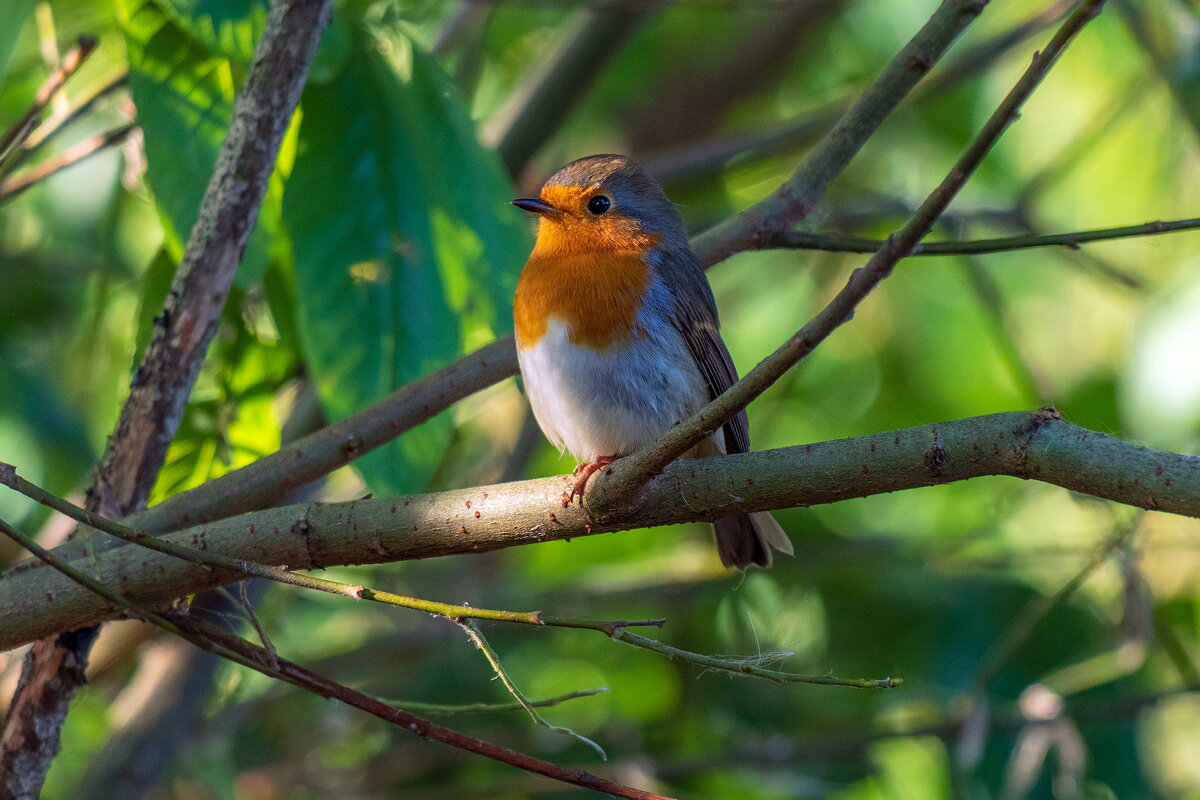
3,409 -> 1199,651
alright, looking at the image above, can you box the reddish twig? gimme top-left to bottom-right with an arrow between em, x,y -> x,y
0,123 -> 134,204
0,36 -> 97,172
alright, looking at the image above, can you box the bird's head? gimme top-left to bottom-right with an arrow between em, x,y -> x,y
513,154 -> 686,256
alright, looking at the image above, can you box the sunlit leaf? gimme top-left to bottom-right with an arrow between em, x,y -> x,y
0,0 -> 35,84
117,0 -> 280,287
284,24 -> 527,496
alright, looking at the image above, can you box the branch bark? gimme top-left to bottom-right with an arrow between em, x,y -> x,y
3,409 -> 1199,650
0,0 -> 331,794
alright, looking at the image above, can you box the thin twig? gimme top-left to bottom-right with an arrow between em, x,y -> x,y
612,629 -> 900,689
387,688 -> 609,716
591,0 -> 1108,503
0,123 -> 135,204
767,217 -> 1200,257
0,464 -> 891,689
0,35 -> 97,172
457,619 -> 608,759
12,73 -> 129,168
0,514 -> 673,800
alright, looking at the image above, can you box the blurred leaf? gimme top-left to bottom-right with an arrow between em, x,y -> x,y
150,289 -> 296,502
156,0 -> 267,64
0,0 -> 34,83
117,0 -> 280,287
284,23 -> 527,496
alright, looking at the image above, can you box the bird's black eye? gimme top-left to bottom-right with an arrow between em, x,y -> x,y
586,195 -> 611,215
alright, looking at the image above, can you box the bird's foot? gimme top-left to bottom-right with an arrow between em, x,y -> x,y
569,455 -> 616,504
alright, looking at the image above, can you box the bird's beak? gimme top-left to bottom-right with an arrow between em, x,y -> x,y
511,197 -> 561,217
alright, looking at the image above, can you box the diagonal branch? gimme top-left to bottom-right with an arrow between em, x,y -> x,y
589,0 -> 1107,506
689,0 -> 990,267
0,123 -> 134,204
5,408 -> 1200,650
0,0 -> 332,794
484,0 -> 664,176
0,36 -> 96,173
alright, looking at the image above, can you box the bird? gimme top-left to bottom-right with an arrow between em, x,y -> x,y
511,154 -> 793,568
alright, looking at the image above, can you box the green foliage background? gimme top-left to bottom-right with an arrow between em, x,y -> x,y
1,0 -> 1200,798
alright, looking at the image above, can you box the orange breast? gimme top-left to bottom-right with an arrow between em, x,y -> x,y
514,223 -> 659,351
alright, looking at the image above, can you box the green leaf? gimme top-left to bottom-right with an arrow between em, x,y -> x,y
156,0 -> 268,64
150,288 -> 297,503
117,0 -> 280,286
0,0 -> 34,84
284,25 -> 528,496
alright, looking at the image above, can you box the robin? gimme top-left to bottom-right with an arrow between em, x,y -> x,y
511,154 -> 792,568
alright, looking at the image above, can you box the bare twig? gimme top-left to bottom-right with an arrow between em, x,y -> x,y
457,619 -> 608,759
0,35 -> 96,172
766,217 -> 1200,257
11,73 -> 129,168
592,0 -> 1107,503
389,688 -> 609,715
0,514 -> 675,800
0,123 -> 134,204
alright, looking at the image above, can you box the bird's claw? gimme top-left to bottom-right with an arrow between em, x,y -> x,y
568,456 -> 615,504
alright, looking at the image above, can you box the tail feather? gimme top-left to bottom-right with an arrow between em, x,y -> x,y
713,512 -> 792,569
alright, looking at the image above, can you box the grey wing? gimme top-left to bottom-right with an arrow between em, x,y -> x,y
655,250 -> 751,455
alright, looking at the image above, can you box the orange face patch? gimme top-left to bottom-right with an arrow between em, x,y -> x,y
513,181 -> 662,351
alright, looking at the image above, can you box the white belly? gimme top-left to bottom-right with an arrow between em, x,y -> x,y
517,319 -> 707,462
